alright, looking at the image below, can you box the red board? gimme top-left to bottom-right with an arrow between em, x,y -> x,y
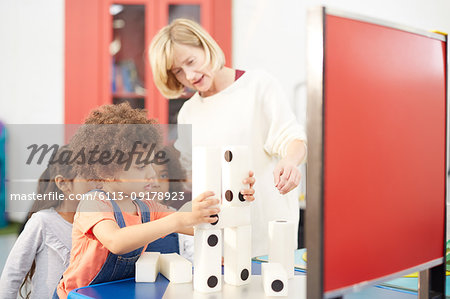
324,15 -> 446,293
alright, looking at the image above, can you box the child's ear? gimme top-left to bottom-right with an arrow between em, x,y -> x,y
55,175 -> 71,193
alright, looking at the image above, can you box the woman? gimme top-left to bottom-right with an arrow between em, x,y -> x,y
149,18 -> 306,256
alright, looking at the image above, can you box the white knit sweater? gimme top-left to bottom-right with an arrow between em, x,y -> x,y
0,208 -> 72,299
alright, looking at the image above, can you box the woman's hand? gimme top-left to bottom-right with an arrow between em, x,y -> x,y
240,171 -> 256,202
273,158 -> 301,195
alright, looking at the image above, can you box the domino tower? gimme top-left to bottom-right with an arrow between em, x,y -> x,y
192,145 -> 252,293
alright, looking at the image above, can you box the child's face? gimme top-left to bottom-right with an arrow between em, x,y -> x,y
56,174 -> 98,212
152,164 -> 169,194
171,44 -> 215,93
108,161 -> 158,196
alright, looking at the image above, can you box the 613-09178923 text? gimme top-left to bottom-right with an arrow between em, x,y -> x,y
97,191 -> 185,201
9,191 -> 185,201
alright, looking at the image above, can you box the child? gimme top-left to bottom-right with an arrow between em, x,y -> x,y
55,103 -> 255,298
141,146 -> 187,255
152,144 -> 189,211
0,145 -> 97,299
151,144 -> 195,261
86,105 -> 187,255
149,18 -> 306,256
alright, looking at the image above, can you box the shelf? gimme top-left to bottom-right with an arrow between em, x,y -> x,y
112,93 -> 146,99
112,97 -> 145,109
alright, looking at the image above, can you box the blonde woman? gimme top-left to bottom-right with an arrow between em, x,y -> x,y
149,18 -> 306,256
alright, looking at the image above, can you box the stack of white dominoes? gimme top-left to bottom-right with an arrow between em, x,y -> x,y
192,146 -> 252,293
136,146 -> 296,297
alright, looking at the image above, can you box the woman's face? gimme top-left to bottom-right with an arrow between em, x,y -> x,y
171,44 -> 215,93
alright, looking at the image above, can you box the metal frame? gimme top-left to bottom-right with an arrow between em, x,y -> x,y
418,27 -> 449,299
305,6 -> 326,299
326,8 -> 446,42
306,6 -> 448,299
418,28 -> 450,299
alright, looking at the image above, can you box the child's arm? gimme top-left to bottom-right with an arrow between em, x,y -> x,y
0,215 -> 44,298
92,191 -> 220,255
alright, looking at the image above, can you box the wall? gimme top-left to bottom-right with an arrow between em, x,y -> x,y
233,0 -> 450,122
0,0 -> 64,221
0,0 -> 64,124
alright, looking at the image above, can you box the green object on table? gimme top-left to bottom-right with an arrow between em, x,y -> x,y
446,240 -> 450,272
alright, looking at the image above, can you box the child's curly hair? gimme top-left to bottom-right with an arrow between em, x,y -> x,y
84,102 -> 158,125
69,103 -> 162,180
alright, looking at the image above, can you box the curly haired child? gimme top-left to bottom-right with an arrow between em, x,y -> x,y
55,103 -> 255,298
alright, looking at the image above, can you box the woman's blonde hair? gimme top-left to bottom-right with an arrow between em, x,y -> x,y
149,18 -> 225,99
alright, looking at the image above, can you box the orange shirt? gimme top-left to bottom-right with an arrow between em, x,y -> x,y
56,199 -> 173,298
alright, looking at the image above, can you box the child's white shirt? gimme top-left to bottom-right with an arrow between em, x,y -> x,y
0,208 -> 72,299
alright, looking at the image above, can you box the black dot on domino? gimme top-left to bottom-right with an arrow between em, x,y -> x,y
207,234 -> 219,247
238,192 -> 245,202
207,275 -> 218,288
210,214 -> 219,225
271,279 -> 284,292
225,190 -> 233,201
224,150 -> 233,162
240,269 -> 249,281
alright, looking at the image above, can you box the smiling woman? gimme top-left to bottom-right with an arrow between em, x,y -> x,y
148,19 -> 307,257
149,19 -> 226,99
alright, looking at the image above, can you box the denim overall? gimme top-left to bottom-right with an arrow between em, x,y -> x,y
90,198 -> 179,284
53,192 -> 179,298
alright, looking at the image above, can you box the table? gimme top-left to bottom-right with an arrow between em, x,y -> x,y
68,261 -> 418,299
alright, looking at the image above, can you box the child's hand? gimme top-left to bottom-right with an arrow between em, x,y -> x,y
185,191 -> 220,226
240,171 -> 256,202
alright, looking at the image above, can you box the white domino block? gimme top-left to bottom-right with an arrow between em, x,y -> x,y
194,204 -> 251,230
215,205 -> 251,228
269,220 -> 296,279
262,263 -> 288,296
194,228 -> 222,293
159,253 -> 192,283
190,205 -> 250,231
224,225 -> 252,286
221,146 -> 251,207
135,252 -> 160,282
192,146 -> 221,229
